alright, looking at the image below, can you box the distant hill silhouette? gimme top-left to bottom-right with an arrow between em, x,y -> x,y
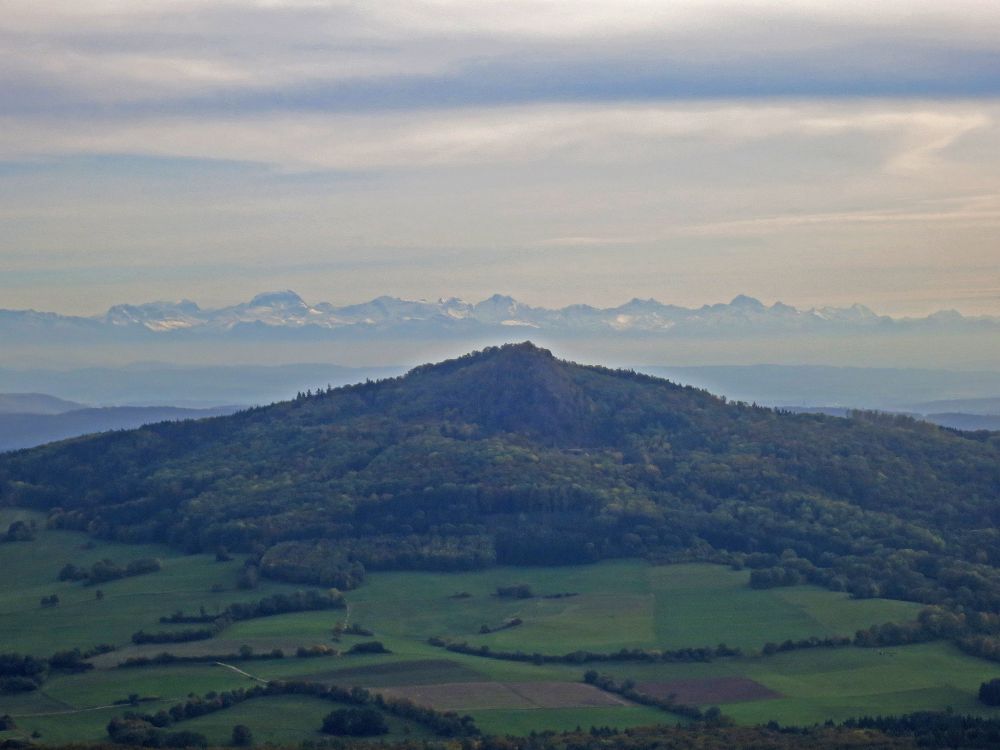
0,393 -> 83,415
2,343 -> 999,609
0,405 -> 239,452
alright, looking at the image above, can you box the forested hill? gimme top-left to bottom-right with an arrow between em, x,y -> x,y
2,343 -> 999,609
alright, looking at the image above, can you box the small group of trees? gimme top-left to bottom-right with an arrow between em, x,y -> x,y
332,622 -> 373,638
980,678 -> 1000,706
131,628 -> 215,645
135,589 -> 346,645
106,716 -> 207,748
121,646 -> 286,669
321,707 -> 388,736
495,583 -> 533,599
59,557 -> 162,585
0,648 -> 101,694
105,679 -> 478,744
230,725 -> 253,746
345,641 -> 389,655
3,520 -> 35,542
479,617 -> 522,635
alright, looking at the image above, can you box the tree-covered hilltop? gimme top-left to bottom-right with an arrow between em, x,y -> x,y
1,342 -> 999,608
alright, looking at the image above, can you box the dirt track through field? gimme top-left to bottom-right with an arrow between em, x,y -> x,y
214,661 -> 266,682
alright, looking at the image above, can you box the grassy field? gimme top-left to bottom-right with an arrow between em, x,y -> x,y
0,509 -> 332,656
233,560 -> 920,653
2,509 -> 999,744
592,641 -> 1000,725
177,695 -> 437,744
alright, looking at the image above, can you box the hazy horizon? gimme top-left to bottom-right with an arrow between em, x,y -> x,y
6,288 -> 998,320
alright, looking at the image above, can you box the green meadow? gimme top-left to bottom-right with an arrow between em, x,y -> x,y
2,509 -> 999,744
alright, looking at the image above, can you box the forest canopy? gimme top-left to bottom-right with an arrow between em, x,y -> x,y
1,343 -> 998,610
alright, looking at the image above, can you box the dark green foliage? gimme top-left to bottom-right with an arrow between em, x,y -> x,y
220,588 -> 345,620
58,563 -> 87,581
0,676 -> 40,694
0,647 -> 106,694
750,567 -> 803,589
66,557 -> 162,585
4,520 -> 34,542
346,640 -> 389,655
341,623 -> 373,636
845,712 -> 1000,748
39,594 -> 59,608
236,564 -> 259,590
321,707 -> 389,736
979,678 -> 1000,706
230,724 -> 253,746
131,628 -> 215,645
30,713 -> 1000,750
48,648 -> 95,673
106,716 -> 208,747
3,343 -> 1000,613
137,589 -> 346,644
118,648 -> 285,668
479,617 -> 522,634
761,636 -> 851,655
428,636 -> 738,664
496,584 -> 533,599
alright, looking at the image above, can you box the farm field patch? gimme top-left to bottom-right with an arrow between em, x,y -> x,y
636,676 -> 781,704
0,511 -> 326,656
297,658 -> 485,687
2,519 -> 998,744
177,695 -> 436,745
341,561 -> 922,654
380,680 -> 630,711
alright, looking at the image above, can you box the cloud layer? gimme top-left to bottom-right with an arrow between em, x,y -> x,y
2,1 -> 1000,318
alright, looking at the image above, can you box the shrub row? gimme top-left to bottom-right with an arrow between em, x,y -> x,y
106,680 -> 479,745
427,637 -> 740,664
583,671 -> 727,723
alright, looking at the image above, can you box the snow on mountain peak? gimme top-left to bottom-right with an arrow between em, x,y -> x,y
31,292 -> 990,339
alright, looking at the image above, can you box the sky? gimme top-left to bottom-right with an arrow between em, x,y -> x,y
2,1 -> 1000,317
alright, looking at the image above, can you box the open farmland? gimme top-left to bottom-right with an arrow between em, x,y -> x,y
2,512 -> 1000,743
327,560 -> 924,652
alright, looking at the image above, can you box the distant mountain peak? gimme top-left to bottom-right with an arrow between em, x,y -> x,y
1,292 -> 994,347
248,290 -> 307,308
729,294 -> 765,309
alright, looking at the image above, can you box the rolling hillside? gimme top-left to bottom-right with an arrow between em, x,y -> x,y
1,343 -> 998,610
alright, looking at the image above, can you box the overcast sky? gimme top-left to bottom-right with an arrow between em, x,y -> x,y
2,1 -> 1000,316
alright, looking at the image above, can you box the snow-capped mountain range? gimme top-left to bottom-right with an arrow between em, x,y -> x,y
2,291 -> 998,340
